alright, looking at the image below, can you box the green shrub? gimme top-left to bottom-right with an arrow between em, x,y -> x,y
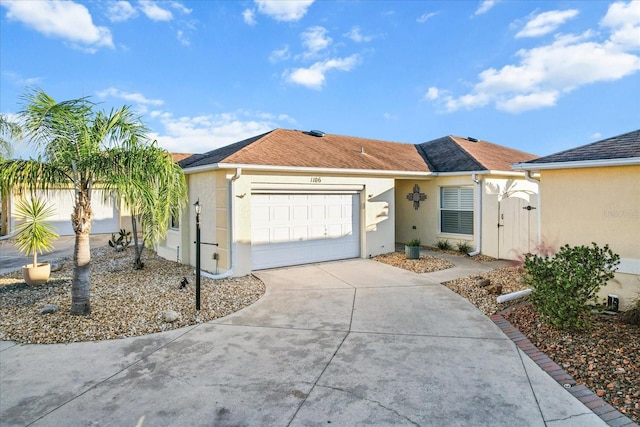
524,243 -> 620,329
406,238 -> 421,247
108,229 -> 132,251
436,239 -> 452,250
456,241 -> 472,254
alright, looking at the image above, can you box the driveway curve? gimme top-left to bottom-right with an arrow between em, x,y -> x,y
0,259 -> 605,426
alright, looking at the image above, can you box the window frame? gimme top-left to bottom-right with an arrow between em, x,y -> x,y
439,186 -> 474,236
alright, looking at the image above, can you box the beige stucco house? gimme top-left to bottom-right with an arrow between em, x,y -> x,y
157,129 -> 538,278
512,129 -> 640,310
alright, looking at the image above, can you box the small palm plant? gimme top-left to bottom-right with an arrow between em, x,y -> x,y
14,197 -> 58,274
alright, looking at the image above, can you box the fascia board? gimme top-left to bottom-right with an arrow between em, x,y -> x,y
183,162 -> 434,178
512,157 -> 640,171
429,170 -> 526,177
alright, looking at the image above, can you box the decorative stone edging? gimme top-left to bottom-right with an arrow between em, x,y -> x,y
491,314 -> 638,427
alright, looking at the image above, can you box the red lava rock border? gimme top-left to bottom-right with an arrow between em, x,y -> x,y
491,313 -> 639,427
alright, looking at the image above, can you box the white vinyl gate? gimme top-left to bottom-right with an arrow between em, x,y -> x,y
251,193 -> 360,270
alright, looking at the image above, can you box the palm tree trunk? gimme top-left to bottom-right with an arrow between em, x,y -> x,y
71,230 -> 91,314
70,192 -> 92,315
131,215 -> 144,269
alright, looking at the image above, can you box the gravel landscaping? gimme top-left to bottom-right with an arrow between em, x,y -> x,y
372,251 -> 455,273
0,243 -> 264,344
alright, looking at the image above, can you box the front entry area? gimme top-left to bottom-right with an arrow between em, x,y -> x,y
251,193 -> 360,270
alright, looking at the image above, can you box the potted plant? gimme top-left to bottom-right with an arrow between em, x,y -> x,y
14,197 -> 59,285
405,238 -> 421,259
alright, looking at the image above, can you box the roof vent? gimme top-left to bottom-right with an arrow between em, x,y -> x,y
309,130 -> 325,137
467,137 -> 479,142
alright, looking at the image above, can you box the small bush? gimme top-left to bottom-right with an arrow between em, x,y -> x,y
108,229 -> 132,252
524,243 -> 620,329
406,238 -> 421,247
456,241 -> 473,254
437,239 -> 452,250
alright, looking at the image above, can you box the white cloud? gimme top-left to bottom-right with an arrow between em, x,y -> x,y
590,132 -> 603,140
107,1 -> 137,22
601,0 -> 640,50
417,12 -> 437,24
138,0 -> 173,21
243,8 -> 257,25
254,0 -> 314,22
516,9 -> 579,38
495,91 -> 559,113
96,88 -> 164,114
147,110 -> 286,154
345,26 -> 374,42
425,87 -> 439,100
475,0 -> 500,16
269,45 -> 290,63
168,1 -> 191,15
430,2 -> 640,114
1,0 -> 113,50
300,26 -> 332,59
177,30 -> 189,46
284,55 -> 359,90
3,71 -> 43,86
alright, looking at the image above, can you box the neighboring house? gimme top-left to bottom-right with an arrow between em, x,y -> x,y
157,129 -> 538,277
3,188 -> 126,237
1,153 -> 193,238
512,129 -> 640,310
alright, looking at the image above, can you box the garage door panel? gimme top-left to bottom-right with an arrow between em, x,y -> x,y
251,193 -> 360,270
253,228 -> 270,244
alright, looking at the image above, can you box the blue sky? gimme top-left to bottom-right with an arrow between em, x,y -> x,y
1,0 -> 639,158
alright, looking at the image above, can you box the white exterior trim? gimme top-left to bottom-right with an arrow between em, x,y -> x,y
184,162 -> 432,178
252,183 -> 364,193
619,258 -> 640,275
512,157 -> 640,171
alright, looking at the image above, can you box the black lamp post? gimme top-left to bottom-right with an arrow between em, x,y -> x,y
194,198 -> 201,311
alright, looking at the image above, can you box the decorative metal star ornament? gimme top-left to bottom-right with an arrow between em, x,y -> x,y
407,184 -> 427,210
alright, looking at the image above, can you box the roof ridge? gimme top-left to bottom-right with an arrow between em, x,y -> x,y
219,128 -> 279,162
447,136 -> 487,170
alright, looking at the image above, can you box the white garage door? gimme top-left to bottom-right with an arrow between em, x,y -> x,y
251,193 -> 360,270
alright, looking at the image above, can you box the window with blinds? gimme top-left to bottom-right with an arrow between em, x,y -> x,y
440,187 -> 474,235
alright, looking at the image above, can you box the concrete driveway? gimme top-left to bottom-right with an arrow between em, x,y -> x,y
0,258 -> 606,426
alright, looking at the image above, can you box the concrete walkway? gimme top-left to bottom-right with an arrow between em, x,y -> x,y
0,254 -> 608,426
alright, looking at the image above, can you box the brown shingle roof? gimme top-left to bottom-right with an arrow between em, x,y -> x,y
171,153 -> 193,163
179,129 -> 538,174
182,129 -> 430,172
416,136 -> 538,172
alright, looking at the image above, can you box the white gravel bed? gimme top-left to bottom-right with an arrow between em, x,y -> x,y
0,246 -> 265,344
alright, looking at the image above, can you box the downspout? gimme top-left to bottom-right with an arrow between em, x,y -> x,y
468,173 -> 482,256
524,170 -> 541,249
200,167 -> 241,280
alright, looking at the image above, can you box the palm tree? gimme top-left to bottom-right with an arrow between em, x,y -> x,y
0,88 -> 183,315
0,114 -> 22,159
109,143 -> 187,269
0,114 -> 22,235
